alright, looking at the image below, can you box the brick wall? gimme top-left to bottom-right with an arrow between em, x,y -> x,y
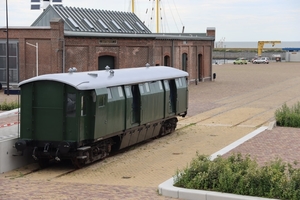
0,20 -> 215,83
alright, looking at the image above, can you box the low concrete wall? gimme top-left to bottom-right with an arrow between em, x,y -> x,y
213,51 -> 286,60
158,178 -> 277,200
0,138 -> 33,174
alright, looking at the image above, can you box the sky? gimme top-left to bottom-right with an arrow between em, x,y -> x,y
0,0 -> 299,42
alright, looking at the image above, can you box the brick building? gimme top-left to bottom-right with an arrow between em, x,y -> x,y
0,5 -> 215,86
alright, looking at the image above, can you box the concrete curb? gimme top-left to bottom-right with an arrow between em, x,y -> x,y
0,108 -> 20,118
158,126 -> 276,200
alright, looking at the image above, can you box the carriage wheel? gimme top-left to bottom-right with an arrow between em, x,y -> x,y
71,158 -> 85,169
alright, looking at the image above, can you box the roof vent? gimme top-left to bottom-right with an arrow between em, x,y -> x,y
146,63 -> 150,68
105,65 -> 110,71
88,73 -> 98,77
68,67 -> 77,73
109,70 -> 114,76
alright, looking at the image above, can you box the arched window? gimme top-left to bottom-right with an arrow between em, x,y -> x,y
182,53 -> 187,71
164,55 -> 170,66
98,55 -> 115,70
198,54 -> 203,81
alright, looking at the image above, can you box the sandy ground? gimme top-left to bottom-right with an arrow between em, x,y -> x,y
1,61 -> 300,199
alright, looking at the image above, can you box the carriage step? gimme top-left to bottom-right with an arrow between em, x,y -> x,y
77,146 -> 91,151
77,155 -> 87,160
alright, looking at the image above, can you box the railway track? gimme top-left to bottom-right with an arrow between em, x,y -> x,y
1,162 -> 77,181
179,76 -> 300,129
1,135 -> 168,180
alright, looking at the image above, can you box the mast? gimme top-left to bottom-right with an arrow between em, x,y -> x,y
131,0 -> 134,13
132,0 -> 160,33
156,0 -> 159,33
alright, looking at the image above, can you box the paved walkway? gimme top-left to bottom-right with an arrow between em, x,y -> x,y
1,62 -> 300,199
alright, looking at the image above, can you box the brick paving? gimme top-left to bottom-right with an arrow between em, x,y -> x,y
223,127 -> 300,167
1,62 -> 300,199
0,180 -> 174,200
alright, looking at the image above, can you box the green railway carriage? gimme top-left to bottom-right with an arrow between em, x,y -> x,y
15,66 -> 188,167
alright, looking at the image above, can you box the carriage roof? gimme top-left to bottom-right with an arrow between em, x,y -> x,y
18,66 -> 189,90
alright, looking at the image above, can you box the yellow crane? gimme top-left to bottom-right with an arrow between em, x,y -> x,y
257,41 -> 281,57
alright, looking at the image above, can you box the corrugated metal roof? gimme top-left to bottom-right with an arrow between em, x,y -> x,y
63,31 -> 214,41
19,66 -> 188,90
31,5 -> 151,34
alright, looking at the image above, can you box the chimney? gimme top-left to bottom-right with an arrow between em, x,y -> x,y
206,27 -> 216,37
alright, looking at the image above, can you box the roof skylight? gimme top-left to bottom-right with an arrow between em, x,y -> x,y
83,18 -> 94,29
111,20 -> 121,30
124,21 -> 133,31
67,17 -> 79,29
97,19 -> 108,30
135,22 -> 145,31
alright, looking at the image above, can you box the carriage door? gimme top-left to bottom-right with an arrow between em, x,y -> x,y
94,88 -> 108,138
125,85 -> 140,129
163,79 -> 176,116
33,81 -> 65,141
175,77 -> 188,114
79,91 -> 96,141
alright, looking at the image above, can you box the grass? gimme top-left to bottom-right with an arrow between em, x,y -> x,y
275,102 -> 300,128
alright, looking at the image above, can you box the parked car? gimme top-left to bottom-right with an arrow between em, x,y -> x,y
253,57 -> 269,64
233,58 -> 247,65
250,58 -> 258,62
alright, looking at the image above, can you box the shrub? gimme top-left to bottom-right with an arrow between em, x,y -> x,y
275,102 -> 300,127
0,100 -> 19,110
174,153 -> 300,199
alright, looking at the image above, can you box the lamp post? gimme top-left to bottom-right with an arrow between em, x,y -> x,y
6,0 -> 9,95
223,45 -> 226,64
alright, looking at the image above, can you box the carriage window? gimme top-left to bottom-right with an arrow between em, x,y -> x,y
178,78 -> 183,86
118,86 -> 124,97
181,77 -> 187,87
92,91 -> 96,102
158,81 -> 163,90
107,88 -> 112,99
175,78 -> 182,87
66,93 -> 76,117
164,80 -> 170,90
145,83 -> 150,92
125,86 -> 131,97
139,84 -> 144,94
81,96 -> 86,116
98,96 -> 105,107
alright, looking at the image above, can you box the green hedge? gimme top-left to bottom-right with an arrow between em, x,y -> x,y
174,153 -> 300,199
275,102 -> 300,127
0,100 -> 19,110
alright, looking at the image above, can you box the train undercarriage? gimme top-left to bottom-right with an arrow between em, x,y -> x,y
25,117 -> 178,168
